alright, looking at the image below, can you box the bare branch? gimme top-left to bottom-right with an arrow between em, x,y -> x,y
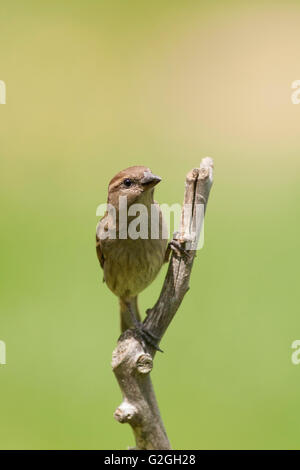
112,158 -> 214,449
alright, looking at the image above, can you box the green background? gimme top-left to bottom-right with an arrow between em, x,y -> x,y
0,0 -> 299,449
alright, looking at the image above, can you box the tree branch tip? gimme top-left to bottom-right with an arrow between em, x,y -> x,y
200,156 -> 214,169
199,167 -> 209,179
186,168 -> 199,183
199,157 -> 214,183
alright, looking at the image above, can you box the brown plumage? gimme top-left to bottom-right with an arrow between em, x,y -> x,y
96,166 -> 168,333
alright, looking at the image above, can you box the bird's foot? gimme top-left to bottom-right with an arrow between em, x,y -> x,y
135,323 -> 163,353
123,300 -> 163,352
168,239 -> 190,258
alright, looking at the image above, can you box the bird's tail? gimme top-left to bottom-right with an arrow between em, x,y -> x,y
119,296 -> 141,333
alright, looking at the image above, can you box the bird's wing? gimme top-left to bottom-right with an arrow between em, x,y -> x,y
96,212 -> 107,271
96,234 -> 105,270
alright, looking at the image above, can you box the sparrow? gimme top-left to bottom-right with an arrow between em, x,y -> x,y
96,166 -> 168,348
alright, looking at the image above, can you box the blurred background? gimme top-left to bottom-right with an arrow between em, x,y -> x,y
0,0 -> 299,450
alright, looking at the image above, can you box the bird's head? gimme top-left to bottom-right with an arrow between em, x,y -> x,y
107,166 -> 162,208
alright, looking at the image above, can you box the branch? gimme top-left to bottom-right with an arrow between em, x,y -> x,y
112,158 -> 214,450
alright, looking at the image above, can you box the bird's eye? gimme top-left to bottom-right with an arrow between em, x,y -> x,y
123,178 -> 132,187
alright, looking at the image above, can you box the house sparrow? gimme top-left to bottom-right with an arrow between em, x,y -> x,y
96,166 -> 168,348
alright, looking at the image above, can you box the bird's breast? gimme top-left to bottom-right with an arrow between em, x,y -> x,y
103,236 -> 167,299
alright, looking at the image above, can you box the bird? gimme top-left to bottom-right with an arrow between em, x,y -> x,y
96,166 -> 168,349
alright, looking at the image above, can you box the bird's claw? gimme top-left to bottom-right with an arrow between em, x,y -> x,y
135,323 -> 163,353
168,239 -> 190,258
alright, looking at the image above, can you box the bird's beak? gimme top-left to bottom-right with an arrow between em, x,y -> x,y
141,171 -> 162,188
